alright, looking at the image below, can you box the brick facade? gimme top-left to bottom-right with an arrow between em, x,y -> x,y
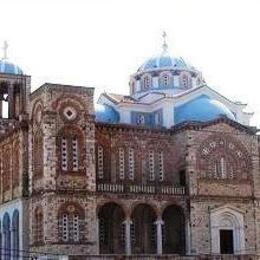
0,78 -> 259,258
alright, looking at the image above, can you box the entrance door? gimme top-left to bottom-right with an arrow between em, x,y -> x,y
220,230 -> 234,254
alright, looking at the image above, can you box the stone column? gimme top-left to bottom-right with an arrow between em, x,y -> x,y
124,218 -> 132,255
155,218 -> 164,255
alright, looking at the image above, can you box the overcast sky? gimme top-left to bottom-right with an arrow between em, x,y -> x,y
1,0 -> 260,127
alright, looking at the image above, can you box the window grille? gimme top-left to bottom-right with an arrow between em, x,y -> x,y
149,150 -> 155,181
128,148 -> 135,180
119,148 -> 125,179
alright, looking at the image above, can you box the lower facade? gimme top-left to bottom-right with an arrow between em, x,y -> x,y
26,193 -> 260,259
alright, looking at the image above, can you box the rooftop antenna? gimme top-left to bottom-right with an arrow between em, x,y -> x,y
2,41 -> 8,59
162,31 -> 168,53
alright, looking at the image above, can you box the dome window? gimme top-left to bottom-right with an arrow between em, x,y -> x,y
180,73 -> 191,89
160,72 -> 170,87
142,74 -> 152,90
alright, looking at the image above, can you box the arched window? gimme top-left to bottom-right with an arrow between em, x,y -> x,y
33,130 -> 43,179
179,73 -> 191,89
12,210 -> 19,258
142,75 -> 152,90
3,213 -> 11,260
59,127 -> 84,173
34,207 -> 43,244
58,203 -> 84,243
160,73 -> 170,87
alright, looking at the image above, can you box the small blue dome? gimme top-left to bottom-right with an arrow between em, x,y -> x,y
95,104 -> 120,123
138,54 -> 194,72
0,59 -> 23,75
175,95 -> 235,124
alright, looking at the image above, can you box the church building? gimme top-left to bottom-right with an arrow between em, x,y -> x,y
0,36 -> 259,259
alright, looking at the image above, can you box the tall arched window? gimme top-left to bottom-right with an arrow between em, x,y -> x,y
33,130 -> 43,179
12,210 -> 19,258
59,127 -> 84,173
58,203 -> 84,243
34,207 -> 43,244
3,213 -> 11,260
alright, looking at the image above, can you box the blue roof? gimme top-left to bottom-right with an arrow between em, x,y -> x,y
138,54 -> 194,72
0,59 -> 23,75
95,104 -> 120,123
175,95 -> 235,124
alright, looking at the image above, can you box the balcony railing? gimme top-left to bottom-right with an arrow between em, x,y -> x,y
97,183 -> 186,195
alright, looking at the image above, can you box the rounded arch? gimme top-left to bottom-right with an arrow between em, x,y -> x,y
97,201 -> 127,217
58,201 -> 85,218
31,99 -> 44,122
98,202 -> 126,254
131,203 -> 157,254
197,134 -> 252,180
130,202 -> 159,217
162,205 -> 186,254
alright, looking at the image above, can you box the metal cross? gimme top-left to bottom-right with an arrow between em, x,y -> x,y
3,41 -> 8,59
162,31 -> 168,52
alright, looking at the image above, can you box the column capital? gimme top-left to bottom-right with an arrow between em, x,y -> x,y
123,217 -> 132,225
155,219 -> 164,225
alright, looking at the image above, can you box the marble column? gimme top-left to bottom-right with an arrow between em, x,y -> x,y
124,218 -> 132,255
155,218 -> 164,255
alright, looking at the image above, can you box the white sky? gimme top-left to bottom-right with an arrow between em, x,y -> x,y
1,0 -> 260,127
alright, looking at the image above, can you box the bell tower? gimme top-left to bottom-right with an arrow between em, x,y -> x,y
0,41 -> 30,125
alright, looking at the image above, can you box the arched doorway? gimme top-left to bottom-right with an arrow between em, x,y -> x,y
210,206 -> 245,254
162,205 -> 185,254
98,202 -> 125,254
131,204 -> 157,254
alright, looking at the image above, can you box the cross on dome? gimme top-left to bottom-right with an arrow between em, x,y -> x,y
2,41 -> 8,59
162,31 -> 168,53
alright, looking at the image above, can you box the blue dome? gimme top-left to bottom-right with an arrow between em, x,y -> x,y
174,95 -> 235,124
95,104 -> 120,123
138,54 -> 194,72
0,59 -> 23,75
